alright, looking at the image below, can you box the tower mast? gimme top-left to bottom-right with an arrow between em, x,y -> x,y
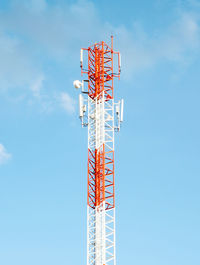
74,37 -> 123,265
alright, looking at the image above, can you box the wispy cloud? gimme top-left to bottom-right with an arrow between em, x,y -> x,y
21,0 -> 47,13
60,92 -> 76,114
111,11 -> 200,79
0,0 -> 199,108
0,144 -> 11,165
31,74 -> 45,99
0,31 -> 39,92
0,0 -> 99,59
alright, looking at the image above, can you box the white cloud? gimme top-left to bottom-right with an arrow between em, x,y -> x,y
31,74 -> 45,98
28,74 -> 55,113
187,0 -> 200,8
0,144 -> 11,165
27,0 -> 47,13
29,76 -> 76,115
0,0 -> 99,60
0,31 -> 39,92
0,0 -> 199,107
5,0 -> 198,80
111,12 -> 200,79
60,92 -> 76,114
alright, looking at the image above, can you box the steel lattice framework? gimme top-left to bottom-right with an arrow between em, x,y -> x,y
75,37 -> 122,265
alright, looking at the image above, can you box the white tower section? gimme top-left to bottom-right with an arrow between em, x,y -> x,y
87,93 -> 116,265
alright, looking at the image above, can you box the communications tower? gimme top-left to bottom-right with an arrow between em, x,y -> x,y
74,36 -> 123,265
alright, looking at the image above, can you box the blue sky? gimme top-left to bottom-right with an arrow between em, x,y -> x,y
0,0 -> 200,264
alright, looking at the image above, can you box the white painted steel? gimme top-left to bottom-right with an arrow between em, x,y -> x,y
120,99 -> 124,122
119,54 -> 121,72
79,94 -> 84,117
87,91 -> 116,265
80,49 -> 83,65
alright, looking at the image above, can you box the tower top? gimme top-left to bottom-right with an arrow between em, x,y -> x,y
80,37 -> 121,100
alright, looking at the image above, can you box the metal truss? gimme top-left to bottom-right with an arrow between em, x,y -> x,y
76,37 -> 122,265
87,92 -> 115,265
87,206 -> 116,265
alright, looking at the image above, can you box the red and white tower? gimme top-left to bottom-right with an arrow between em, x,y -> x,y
74,36 -> 123,265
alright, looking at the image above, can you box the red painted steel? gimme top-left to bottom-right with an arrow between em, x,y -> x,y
82,37 -> 120,211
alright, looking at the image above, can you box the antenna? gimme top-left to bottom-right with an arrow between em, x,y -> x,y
119,54 -> 121,73
73,80 -> 82,89
79,94 -> 83,118
116,103 -> 120,115
80,49 -> 83,68
120,99 -> 124,122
